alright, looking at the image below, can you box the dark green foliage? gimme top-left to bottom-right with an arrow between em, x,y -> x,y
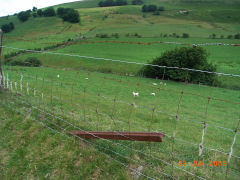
234,33 -> 240,39
209,33 -> 216,39
37,9 -> 43,16
140,47 -> 216,85
57,8 -> 80,23
32,7 -> 37,12
112,33 -> 119,38
98,0 -> 127,7
24,57 -> 42,67
158,6 -> 165,11
227,35 -> 233,39
9,57 -> 42,67
96,33 -> 109,38
17,11 -> 31,22
43,7 -> 56,17
142,5 -> 158,12
182,33 -> 189,38
132,0 -> 143,5
153,11 -> 160,15
1,22 -> 14,33
33,13 -> 37,18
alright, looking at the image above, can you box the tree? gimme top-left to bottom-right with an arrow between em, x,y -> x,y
140,47 -> 216,85
32,7 -> 38,12
43,7 -> 56,17
142,4 -> 158,12
115,0 -> 127,6
17,11 -> 31,22
132,0 -> 143,5
1,22 -> 14,33
57,7 -> 80,23
147,5 -> 157,12
37,9 -> 43,16
142,5 -> 148,12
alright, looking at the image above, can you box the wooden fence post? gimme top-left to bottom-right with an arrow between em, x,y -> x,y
0,29 -> 3,87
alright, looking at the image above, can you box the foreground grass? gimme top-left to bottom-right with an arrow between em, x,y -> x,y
0,92 -> 130,180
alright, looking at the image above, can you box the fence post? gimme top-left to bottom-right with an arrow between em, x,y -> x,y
0,29 -> 3,88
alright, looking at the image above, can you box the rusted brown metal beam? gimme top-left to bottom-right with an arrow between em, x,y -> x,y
69,131 -> 164,142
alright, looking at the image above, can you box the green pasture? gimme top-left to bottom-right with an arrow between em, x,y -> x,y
0,0 -> 240,179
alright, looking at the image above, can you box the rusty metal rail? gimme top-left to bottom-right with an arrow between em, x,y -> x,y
69,131 -> 164,142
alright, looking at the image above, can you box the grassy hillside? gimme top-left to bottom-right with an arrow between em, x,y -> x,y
0,92 -> 129,179
0,0 -> 240,179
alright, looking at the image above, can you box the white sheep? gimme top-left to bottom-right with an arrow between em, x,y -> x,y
132,92 -> 139,97
151,93 -> 156,96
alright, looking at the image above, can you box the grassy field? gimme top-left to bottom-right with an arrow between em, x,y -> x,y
0,0 -> 240,179
0,92 -> 129,179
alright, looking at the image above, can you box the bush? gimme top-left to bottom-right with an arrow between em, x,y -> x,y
142,5 -> 161,12
24,57 -> 42,67
112,33 -> 119,38
37,9 -> 43,16
158,6 -> 165,11
33,13 -> 37,18
140,47 -> 216,85
153,11 -> 160,15
227,35 -> 233,39
234,33 -> 240,39
182,33 -> 189,38
1,22 -> 14,33
17,11 -> 31,22
43,7 -> 56,17
98,0 -> 127,7
96,33 -> 109,38
57,8 -> 80,23
132,0 -> 143,5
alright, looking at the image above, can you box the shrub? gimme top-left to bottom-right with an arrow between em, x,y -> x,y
132,0 -> 143,5
96,33 -> 109,38
37,9 -> 43,16
98,0 -> 127,7
153,11 -> 160,15
33,13 -> 37,18
140,47 -> 216,85
234,33 -> 240,39
209,33 -> 216,39
158,6 -> 165,11
17,11 -> 31,22
112,33 -> 119,38
142,5 -> 161,12
57,8 -> 80,23
24,57 -> 42,67
1,22 -> 14,33
227,35 -> 233,39
43,7 -> 56,17
182,33 -> 189,38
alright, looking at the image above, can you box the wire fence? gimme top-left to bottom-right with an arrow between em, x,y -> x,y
0,45 -> 240,179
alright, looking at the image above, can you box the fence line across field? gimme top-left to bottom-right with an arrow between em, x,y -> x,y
2,45 -> 240,78
2,68 -> 238,135
1,69 -> 240,161
4,75 -> 239,179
